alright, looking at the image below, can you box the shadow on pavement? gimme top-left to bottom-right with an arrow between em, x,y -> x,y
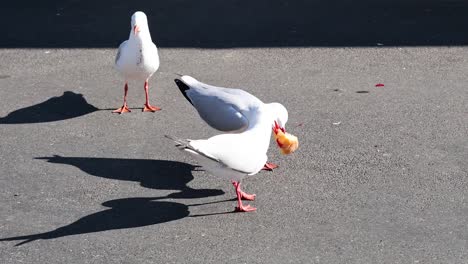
35,156 -> 225,198
0,91 -> 99,124
0,158 -> 229,246
2,0 -> 468,48
0,197 -> 189,246
0,195 -> 237,246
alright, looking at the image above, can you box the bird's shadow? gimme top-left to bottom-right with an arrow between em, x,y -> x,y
0,91 -> 99,124
0,157 -> 229,246
0,196 -> 236,246
0,197 -> 188,246
35,155 -> 225,199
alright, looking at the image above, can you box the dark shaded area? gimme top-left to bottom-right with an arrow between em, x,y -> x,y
0,197 -> 190,246
0,196 -> 238,246
0,91 -> 98,124
0,158 -> 230,246
36,156 -> 225,198
1,0 -> 468,48
356,90 -> 370,94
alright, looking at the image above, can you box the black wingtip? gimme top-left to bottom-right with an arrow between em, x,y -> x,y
174,79 -> 194,106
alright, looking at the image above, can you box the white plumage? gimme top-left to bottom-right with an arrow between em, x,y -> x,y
168,76 -> 291,212
113,11 -> 161,113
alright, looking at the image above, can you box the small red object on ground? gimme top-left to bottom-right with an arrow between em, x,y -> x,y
375,83 -> 385,87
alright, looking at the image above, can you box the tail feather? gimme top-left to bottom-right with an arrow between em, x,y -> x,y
164,135 -> 190,149
164,135 -> 219,163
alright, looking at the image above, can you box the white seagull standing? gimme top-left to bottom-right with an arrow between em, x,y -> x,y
114,11 -> 161,113
174,75 -> 285,170
168,76 -> 298,212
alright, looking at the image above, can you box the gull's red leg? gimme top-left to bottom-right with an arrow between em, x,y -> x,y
262,162 -> 279,171
231,181 -> 256,201
143,79 -> 161,112
113,83 -> 131,114
233,181 -> 256,212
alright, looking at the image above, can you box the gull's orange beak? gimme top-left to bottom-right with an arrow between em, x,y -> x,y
133,25 -> 141,35
272,120 -> 299,154
272,120 -> 286,148
272,120 -> 286,134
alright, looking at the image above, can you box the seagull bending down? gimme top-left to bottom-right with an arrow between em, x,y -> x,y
174,76 -> 285,170
167,76 -> 298,212
114,11 -> 161,113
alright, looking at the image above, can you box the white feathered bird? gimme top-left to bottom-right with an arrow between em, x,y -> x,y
114,11 -> 161,113
168,76 -> 298,212
174,75 -> 288,170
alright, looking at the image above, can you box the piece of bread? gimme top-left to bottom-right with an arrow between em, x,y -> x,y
274,131 -> 299,154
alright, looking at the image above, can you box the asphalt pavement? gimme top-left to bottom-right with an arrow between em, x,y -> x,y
1,1 -> 468,263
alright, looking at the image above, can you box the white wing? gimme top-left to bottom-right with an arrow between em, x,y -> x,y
165,134 -> 267,181
174,76 -> 264,132
115,40 -> 128,66
189,133 -> 268,175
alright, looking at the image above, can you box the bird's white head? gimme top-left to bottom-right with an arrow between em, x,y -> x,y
268,103 -> 299,154
268,102 -> 288,133
130,11 -> 149,36
268,102 -> 299,154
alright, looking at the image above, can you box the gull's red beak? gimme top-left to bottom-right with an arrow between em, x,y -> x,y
272,121 -> 286,148
272,120 -> 286,135
133,25 -> 141,35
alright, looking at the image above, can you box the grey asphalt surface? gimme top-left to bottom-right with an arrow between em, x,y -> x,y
0,46 -> 467,263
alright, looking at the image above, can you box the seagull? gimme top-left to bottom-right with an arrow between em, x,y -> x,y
174,75 -> 284,170
113,11 -> 161,114
167,76 -> 298,212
